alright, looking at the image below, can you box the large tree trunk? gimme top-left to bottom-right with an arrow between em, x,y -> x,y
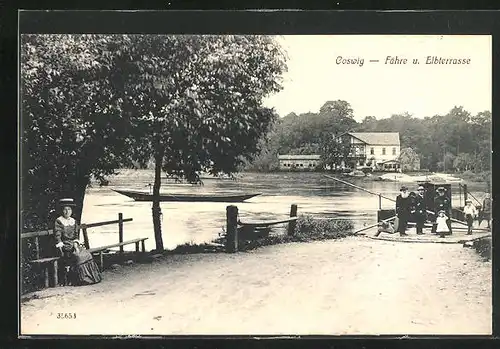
152,147 -> 165,252
73,173 -> 90,223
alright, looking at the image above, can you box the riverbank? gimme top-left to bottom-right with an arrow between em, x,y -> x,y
21,236 -> 491,335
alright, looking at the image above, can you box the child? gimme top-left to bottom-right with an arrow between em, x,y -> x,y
436,210 -> 450,238
463,199 -> 478,235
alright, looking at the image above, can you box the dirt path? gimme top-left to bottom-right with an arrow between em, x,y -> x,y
20,237 -> 491,336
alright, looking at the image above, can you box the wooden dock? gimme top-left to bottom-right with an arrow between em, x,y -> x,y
367,227 -> 491,244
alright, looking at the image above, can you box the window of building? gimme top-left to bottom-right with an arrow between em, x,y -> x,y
382,148 -> 386,155
392,147 -> 396,155
370,147 -> 374,155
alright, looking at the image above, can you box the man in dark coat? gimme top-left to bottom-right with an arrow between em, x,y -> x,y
412,185 -> 427,235
396,185 -> 412,236
434,187 -> 452,234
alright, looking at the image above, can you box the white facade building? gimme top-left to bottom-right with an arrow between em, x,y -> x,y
278,154 -> 321,171
337,132 -> 401,171
277,132 -> 402,172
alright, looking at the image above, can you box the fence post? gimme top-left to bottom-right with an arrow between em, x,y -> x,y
459,184 -> 462,207
34,236 -> 40,260
82,224 -> 90,249
463,184 -> 468,205
226,205 -> 239,253
118,213 -> 124,253
288,204 -> 298,236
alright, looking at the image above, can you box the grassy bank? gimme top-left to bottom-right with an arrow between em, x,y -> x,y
470,237 -> 492,261
238,216 -> 354,251
171,215 -> 355,253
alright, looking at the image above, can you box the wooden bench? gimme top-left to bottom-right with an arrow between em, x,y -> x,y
88,237 -> 148,270
22,213 -> 140,289
29,256 -> 61,288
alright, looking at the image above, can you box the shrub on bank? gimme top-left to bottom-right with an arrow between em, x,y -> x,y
472,237 -> 491,261
459,170 -> 491,184
237,215 -> 354,251
168,242 -> 225,254
293,215 -> 354,241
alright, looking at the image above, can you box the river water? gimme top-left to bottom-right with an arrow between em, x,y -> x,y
80,170 -> 488,252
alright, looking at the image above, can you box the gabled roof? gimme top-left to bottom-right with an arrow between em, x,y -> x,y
348,132 -> 400,145
278,154 -> 321,160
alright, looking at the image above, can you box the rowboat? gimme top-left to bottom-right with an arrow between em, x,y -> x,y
112,189 -> 262,202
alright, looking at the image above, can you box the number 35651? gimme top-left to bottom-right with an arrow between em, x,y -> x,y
57,313 -> 76,319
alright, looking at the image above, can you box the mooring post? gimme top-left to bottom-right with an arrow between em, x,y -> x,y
118,213 -> 124,253
34,236 -> 40,260
288,204 -> 298,236
378,194 -> 382,210
459,184 -> 462,207
226,205 -> 239,253
463,184 -> 468,204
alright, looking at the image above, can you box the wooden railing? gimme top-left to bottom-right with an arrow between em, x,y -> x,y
21,213 -> 133,259
225,204 -> 298,253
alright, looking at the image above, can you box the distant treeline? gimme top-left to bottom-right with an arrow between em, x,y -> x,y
244,100 -> 491,175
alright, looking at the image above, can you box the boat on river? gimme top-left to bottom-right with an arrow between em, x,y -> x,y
112,189 -> 262,202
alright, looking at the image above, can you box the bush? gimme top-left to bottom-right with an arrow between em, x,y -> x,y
237,215 -> 354,251
473,237 -> 491,261
293,215 -> 354,241
169,241 -> 225,254
460,170 -> 476,181
459,170 -> 491,184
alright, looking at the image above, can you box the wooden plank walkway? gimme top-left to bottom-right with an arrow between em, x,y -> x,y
367,229 -> 491,244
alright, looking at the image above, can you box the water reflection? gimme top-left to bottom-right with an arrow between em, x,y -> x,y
81,171 -> 488,251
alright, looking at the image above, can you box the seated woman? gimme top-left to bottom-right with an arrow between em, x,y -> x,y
54,198 -> 102,286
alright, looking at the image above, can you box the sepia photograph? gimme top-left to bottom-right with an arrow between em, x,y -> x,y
19,31 -> 492,336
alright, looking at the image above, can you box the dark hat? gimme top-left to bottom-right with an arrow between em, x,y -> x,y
59,198 -> 76,207
438,210 -> 445,214
400,185 -> 408,191
437,187 -> 446,192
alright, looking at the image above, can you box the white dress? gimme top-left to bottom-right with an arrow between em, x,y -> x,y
436,216 -> 449,233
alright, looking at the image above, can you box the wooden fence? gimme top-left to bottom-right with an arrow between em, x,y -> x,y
21,213 -> 133,260
225,204 -> 298,253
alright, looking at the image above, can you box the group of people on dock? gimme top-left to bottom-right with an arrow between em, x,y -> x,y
384,185 -> 491,237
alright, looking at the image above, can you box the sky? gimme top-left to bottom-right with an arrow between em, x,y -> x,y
263,35 -> 491,121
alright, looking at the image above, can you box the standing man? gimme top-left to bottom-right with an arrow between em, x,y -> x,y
413,185 -> 427,235
434,187 -> 452,235
479,193 -> 492,230
396,185 -> 412,236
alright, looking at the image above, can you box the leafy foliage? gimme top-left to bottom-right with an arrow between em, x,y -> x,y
122,35 -> 287,181
21,34 -> 136,227
246,104 -> 491,174
319,133 -> 352,170
21,34 -> 288,253
398,147 -> 421,172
